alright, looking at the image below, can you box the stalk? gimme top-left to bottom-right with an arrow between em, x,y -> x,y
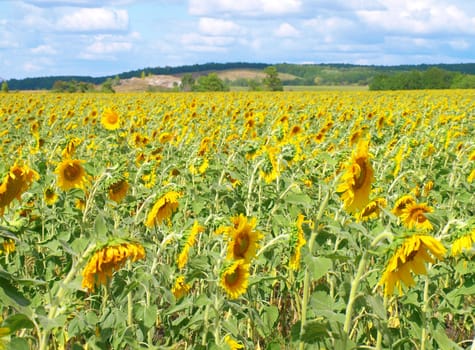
298,188 -> 331,350
39,243 -> 95,350
420,274 -> 430,350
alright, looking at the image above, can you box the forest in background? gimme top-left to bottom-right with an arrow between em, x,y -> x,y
3,62 -> 475,91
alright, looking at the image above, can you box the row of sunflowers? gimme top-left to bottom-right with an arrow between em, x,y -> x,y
0,90 -> 474,349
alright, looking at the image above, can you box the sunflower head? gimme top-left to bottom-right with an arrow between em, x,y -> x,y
337,139 -> 374,213
0,164 -> 39,215
392,195 -> 416,216
101,108 -> 121,130
108,179 -> 129,203
55,159 -> 88,191
220,260 -> 250,299
400,202 -> 433,231
44,187 -> 58,205
379,234 -> 446,296
226,214 -> 263,263
171,275 -> 191,299
145,191 -> 181,227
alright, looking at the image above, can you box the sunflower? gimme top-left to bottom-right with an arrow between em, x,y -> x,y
451,230 -> 475,257
145,191 -> 181,227
177,220 -> 204,270
171,275 -> 191,299
289,214 -> 308,270
82,241 -> 146,292
55,159 -> 88,191
379,234 -> 446,296
400,202 -> 433,231
101,108 -> 120,130
44,187 -> 58,206
220,260 -> 250,299
224,335 -> 244,350
108,179 -> 129,203
0,327 -> 10,350
0,164 -> 39,216
1,239 -> 16,255
337,139 -> 374,213
356,197 -> 387,222
392,195 -> 416,217
225,214 -> 263,263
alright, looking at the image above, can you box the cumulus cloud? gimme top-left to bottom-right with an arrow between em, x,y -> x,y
198,17 -> 243,36
274,22 -> 299,37
357,0 -> 475,35
189,0 -> 302,16
57,8 -> 129,31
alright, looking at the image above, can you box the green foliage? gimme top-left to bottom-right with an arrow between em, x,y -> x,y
192,73 -> 229,92
181,73 -> 195,92
1,80 -> 8,92
52,80 -> 95,93
262,66 -> 283,91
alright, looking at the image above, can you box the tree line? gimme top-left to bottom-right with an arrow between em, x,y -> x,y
4,62 -> 475,91
369,67 -> 475,90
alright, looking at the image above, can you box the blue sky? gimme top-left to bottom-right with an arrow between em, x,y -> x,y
1,0 -> 475,79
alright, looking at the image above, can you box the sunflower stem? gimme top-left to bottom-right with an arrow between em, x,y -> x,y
343,250 -> 368,335
298,187 -> 331,350
39,243 -> 95,350
420,273 -> 430,350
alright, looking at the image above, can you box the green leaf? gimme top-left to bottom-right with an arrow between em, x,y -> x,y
306,256 -> 332,281
300,318 -> 330,343
433,325 -> 462,350
94,213 -> 108,237
0,277 -> 30,306
262,305 -> 279,332
6,337 -> 30,350
143,305 -> 158,328
2,314 -> 34,333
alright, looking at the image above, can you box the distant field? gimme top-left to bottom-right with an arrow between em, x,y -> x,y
284,84 -> 369,91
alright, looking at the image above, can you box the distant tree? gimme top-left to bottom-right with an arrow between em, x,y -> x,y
262,66 -> 283,91
181,73 -> 195,91
193,73 -> 229,91
247,79 -> 261,91
451,73 -> 475,88
1,81 -> 8,93
141,71 -> 146,79
101,78 -> 116,93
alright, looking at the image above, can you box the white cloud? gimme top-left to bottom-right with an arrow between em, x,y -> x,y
357,0 -> 475,35
57,8 -> 128,31
198,17 -> 243,36
31,44 -> 57,54
449,39 -> 470,50
274,23 -> 299,37
189,0 -> 302,16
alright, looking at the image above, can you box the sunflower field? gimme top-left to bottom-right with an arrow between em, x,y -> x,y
0,90 -> 474,350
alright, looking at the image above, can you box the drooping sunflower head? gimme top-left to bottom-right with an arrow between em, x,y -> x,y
108,179 -> 129,203
378,234 -> 446,296
101,108 -> 121,130
55,159 -> 88,191
145,191 -> 181,227
220,260 -> 250,299
356,197 -> 387,222
400,202 -> 433,231
337,139 -> 374,213
450,229 -> 475,257
289,214 -> 308,271
226,214 -> 263,263
392,195 -> 416,216
0,164 -> 39,215
171,275 -> 191,299
82,241 -> 146,292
